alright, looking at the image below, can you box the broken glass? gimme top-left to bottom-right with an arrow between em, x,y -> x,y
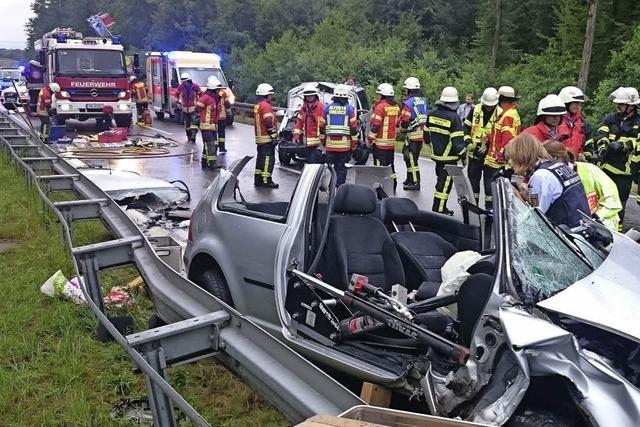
507,189 -> 593,304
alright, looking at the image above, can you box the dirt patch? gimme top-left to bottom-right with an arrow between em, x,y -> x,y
0,239 -> 20,253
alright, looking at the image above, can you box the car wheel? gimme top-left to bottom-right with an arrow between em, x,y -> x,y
507,409 -> 574,427
279,148 -> 291,166
195,268 -> 234,307
155,111 -> 165,121
114,114 -> 132,128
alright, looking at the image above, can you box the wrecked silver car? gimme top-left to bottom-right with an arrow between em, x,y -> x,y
184,157 -> 640,425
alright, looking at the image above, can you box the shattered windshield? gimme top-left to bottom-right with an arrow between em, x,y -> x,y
508,189 -> 593,304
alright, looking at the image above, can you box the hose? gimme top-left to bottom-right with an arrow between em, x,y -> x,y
169,179 -> 191,201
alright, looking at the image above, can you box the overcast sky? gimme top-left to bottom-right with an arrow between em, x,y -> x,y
0,1 -> 34,49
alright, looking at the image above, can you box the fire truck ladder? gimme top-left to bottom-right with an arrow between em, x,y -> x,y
0,112 -> 363,426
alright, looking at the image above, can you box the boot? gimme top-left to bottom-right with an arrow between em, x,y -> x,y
403,182 -> 420,191
440,208 -> 454,216
254,176 -> 263,187
262,180 -> 279,189
218,142 -> 227,153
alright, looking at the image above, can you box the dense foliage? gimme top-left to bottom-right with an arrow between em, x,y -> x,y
24,0 -> 640,124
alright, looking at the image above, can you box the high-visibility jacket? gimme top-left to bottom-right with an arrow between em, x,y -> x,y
130,81 -> 149,104
195,91 -> 219,131
575,161 -> 621,231
217,89 -> 231,121
37,86 -> 54,117
558,112 -> 590,159
368,98 -> 401,150
294,100 -> 326,147
424,103 -> 465,161
324,101 -> 358,152
399,96 -> 428,142
522,121 -> 568,143
464,104 -> 501,159
484,103 -> 521,169
254,98 -> 278,145
175,82 -> 202,113
593,112 -> 640,176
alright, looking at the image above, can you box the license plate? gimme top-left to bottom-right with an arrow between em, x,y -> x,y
87,103 -> 103,109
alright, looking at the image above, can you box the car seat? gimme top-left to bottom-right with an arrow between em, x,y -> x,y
319,184 -> 405,291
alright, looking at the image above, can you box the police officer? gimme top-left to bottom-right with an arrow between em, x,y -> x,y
368,83 -> 401,191
425,87 -> 466,215
37,82 -> 60,142
175,73 -> 202,143
254,83 -> 279,188
399,77 -> 428,191
592,87 -> 640,226
293,83 -> 326,164
324,84 -> 359,186
506,134 -> 590,228
463,87 -> 500,205
195,76 -> 222,168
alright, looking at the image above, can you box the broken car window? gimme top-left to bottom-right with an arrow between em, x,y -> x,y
508,189 -> 593,304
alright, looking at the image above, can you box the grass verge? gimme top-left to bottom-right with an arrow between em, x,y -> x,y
0,151 -> 285,426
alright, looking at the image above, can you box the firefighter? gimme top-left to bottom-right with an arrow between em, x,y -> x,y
522,94 -> 569,143
425,86 -> 466,215
483,85 -> 522,204
176,72 -> 202,143
293,83 -> 326,164
129,75 -> 150,126
592,87 -> 640,226
324,84 -> 359,186
368,83 -> 400,191
254,83 -> 279,188
558,86 -> 591,160
463,87 -> 500,205
216,84 -> 232,153
37,82 -> 60,142
399,77 -> 428,191
196,76 -> 222,169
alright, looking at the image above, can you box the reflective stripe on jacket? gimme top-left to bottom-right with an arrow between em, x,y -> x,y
324,102 -> 358,152
400,96 -> 428,142
575,161 -> 621,231
484,103 -> 521,168
593,112 -> 640,175
176,83 -> 202,112
294,101 -> 326,147
37,87 -> 53,117
254,98 -> 277,145
424,104 -> 465,161
217,89 -> 231,121
196,92 -> 219,131
369,98 -> 400,150
130,81 -> 149,104
464,104 -> 501,159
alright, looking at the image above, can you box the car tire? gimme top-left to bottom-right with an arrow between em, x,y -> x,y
155,111 -> 165,121
196,268 -> 234,307
114,114 -> 132,128
507,408 -> 574,427
279,148 -> 291,166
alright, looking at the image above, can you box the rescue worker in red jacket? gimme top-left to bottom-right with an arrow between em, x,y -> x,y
253,83 -> 279,188
37,82 -> 60,142
129,75 -> 150,125
293,83 -> 326,164
324,84 -> 359,186
557,86 -> 591,160
399,77 -> 429,191
368,83 -> 401,191
216,85 -> 232,153
425,87 -> 466,215
483,86 -> 522,203
175,72 -> 202,143
522,94 -> 569,143
195,76 -> 222,169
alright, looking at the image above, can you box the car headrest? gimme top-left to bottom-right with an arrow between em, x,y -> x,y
380,197 -> 419,224
334,184 -> 377,215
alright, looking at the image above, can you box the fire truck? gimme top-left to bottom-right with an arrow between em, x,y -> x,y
146,51 -> 235,125
25,27 -> 133,127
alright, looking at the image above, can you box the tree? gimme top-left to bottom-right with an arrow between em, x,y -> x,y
577,0 -> 598,91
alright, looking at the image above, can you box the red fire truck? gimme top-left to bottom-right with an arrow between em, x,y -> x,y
25,27 -> 133,127
146,51 -> 235,125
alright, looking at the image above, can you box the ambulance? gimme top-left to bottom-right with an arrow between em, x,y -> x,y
145,51 -> 235,124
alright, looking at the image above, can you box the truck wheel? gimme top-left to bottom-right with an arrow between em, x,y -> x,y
507,409 -> 573,427
194,268 -> 234,307
155,111 -> 165,121
279,148 -> 291,166
114,114 -> 132,128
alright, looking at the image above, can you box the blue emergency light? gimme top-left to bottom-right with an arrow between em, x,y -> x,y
112,35 -> 121,45
56,34 -> 67,43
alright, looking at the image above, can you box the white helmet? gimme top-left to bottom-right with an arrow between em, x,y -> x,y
611,87 -> 638,105
480,87 -> 499,106
206,76 -> 222,90
256,83 -> 274,96
129,75 -> 137,83
626,87 -> 640,105
609,86 -> 626,102
536,94 -> 567,116
558,86 -> 585,104
302,83 -> 318,97
403,77 -> 420,90
376,83 -> 394,97
180,72 -> 191,81
333,84 -> 350,99
440,86 -> 459,103
498,85 -> 517,99
48,82 -> 61,93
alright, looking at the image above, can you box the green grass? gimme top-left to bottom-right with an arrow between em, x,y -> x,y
0,151 -> 285,426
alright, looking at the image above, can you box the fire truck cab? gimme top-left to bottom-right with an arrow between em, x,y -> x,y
146,51 -> 235,125
26,28 -> 133,127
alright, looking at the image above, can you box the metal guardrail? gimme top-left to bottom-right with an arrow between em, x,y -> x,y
233,101 -> 286,123
0,111 -> 363,426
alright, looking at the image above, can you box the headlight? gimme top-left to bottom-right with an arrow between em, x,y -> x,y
118,91 -> 128,98
59,104 -> 71,111
118,104 -> 130,111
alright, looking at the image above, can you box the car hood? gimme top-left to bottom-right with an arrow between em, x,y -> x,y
537,233 -> 640,342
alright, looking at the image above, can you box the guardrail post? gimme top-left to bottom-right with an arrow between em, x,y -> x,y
76,256 -> 106,313
141,345 -> 176,427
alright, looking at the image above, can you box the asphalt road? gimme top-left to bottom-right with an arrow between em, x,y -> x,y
19,113 -> 640,231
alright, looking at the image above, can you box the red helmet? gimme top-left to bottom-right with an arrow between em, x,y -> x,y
102,105 -> 114,114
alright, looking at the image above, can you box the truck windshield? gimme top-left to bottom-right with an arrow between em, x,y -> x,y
179,68 -> 226,87
56,49 -> 126,77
